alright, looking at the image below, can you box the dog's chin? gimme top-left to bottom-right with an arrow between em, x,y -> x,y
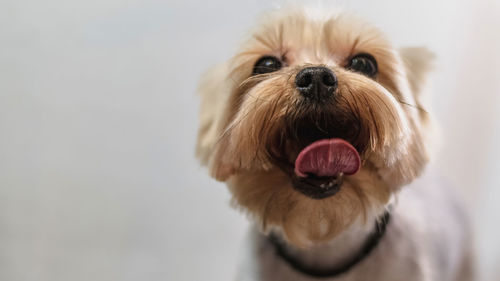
291,174 -> 344,199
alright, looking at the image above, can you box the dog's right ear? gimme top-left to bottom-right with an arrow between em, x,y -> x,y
399,47 -> 435,97
196,63 -> 237,181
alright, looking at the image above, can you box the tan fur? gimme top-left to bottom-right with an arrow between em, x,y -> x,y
228,165 -> 391,246
196,9 -> 433,246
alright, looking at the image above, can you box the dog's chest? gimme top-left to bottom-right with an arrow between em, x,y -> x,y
237,228 -> 427,281
234,178 -> 469,281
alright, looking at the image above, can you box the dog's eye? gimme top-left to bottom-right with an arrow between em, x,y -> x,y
347,54 -> 378,77
252,56 -> 282,75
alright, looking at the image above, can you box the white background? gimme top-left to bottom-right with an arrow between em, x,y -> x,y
1,0 -> 499,280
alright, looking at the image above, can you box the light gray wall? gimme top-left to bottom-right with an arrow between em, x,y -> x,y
1,0 -> 499,280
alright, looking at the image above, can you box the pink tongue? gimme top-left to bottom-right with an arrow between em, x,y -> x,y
294,139 -> 360,178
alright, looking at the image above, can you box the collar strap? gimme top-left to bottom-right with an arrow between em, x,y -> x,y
269,210 -> 391,279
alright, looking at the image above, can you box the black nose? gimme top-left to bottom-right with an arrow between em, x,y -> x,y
295,67 -> 337,101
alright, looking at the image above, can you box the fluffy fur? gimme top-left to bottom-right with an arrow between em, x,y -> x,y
196,7 -> 473,281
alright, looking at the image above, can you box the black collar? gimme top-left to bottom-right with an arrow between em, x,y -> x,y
269,211 -> 391,279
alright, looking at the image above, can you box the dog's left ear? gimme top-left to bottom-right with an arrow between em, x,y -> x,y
399,47 -> 435,96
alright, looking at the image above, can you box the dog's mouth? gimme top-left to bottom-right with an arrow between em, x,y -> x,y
268,114 -> 366,199
290,138 -> 360,199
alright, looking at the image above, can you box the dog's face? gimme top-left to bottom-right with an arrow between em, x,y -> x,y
197,9 -> 433,247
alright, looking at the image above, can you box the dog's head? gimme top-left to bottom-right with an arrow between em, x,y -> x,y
196,8 -> 433,246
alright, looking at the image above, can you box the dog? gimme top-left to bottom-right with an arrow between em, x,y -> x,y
196,7 -> 474,281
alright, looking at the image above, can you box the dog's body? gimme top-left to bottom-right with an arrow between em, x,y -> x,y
196,7 -> 473,281
236,172 -> 473,281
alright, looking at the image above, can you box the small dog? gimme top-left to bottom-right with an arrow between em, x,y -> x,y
196,7 -> 474,281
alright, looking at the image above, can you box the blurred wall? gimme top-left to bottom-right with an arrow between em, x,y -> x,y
0,0 -> 499,280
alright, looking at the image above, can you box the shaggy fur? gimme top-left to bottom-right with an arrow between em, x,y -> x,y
196,7 -> 473,281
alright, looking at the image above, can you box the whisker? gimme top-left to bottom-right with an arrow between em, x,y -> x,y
254,90 -> 284,163
396,99 -> 428,114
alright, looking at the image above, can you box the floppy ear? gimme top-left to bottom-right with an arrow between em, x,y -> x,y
195,63 -> 237,181
399,47 -> 435,96
384,47 -> 436,187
